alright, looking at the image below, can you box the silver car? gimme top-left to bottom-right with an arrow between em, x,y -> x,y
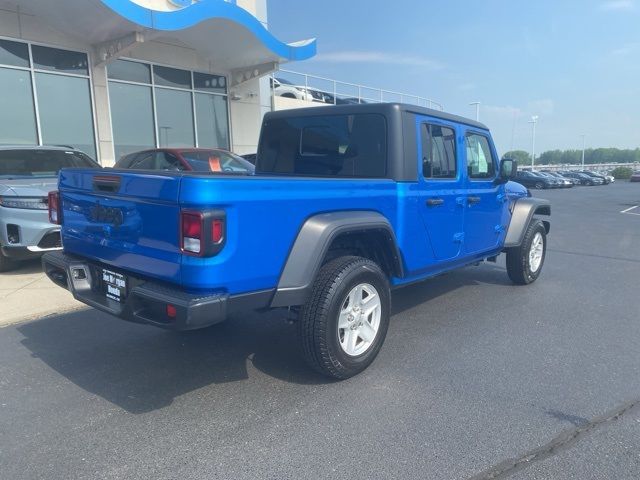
0,146 -> 99,271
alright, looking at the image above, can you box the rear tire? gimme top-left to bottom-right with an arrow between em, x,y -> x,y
534,182 -> 544,190
506,220 -> 546,285
298,256 -> 391,379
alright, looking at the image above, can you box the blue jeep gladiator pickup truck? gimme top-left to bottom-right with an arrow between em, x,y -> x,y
43,103 -> 550,379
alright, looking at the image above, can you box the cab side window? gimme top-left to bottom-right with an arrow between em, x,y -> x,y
421,123 -> 457,179
465,133 -> 496,179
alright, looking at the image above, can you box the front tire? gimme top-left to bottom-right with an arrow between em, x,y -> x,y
506,220 -> 547,285
534,182 -> 545,190
298,256 -> 391,379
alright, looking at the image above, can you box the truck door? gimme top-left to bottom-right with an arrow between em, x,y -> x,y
462,130 -> 506,255
417,118 -> 465,262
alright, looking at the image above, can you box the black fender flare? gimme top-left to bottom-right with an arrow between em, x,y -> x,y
270,211 -> 403,308
504,198 -> 551,248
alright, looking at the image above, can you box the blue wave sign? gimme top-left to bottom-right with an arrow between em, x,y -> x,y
169,0 -> 236,7
169,0 -> 193,7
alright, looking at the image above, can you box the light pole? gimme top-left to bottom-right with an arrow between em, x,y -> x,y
528,116 -> 539,170
469,102 -> 481,121
580,134 -> 586,169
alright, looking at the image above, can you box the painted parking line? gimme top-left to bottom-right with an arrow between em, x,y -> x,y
620,205 -> 640,215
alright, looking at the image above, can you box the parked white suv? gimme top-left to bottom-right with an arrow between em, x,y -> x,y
270,77 -> 315,102
0,146 -> 99,271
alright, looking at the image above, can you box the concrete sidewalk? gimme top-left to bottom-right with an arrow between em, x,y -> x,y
0,259 -> 84,327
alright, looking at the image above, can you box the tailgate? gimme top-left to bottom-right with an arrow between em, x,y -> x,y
59,169 -> 182,285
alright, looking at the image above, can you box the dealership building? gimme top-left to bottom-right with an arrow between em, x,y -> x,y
0,0 -> 316,164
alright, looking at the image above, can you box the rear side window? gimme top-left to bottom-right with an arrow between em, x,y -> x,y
257,114 -> 387,178
421,123 -> 457,179
155,152 -> 182,170
0,149 -> 97,177
124,152 -> 183,171
128,152 -> 155,170
114,153 -> 135,169
465,133 -> 496,179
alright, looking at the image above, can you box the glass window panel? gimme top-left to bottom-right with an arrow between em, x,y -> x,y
0,150 -> 96,177
182,150 -> 253,173
108,82 -> 156,160
194,72 -> 227,94
0,39 -> 30,68
32,45 -> 88,75
0,68 -> 37,145
128,152 -> 155,170
153,65 -> 191,89
194,93 -> 229,149
155,88 -> 195,147
108,59 -> 151,84
154,152 -> 184,170
35,73 -> 96,157
422,124 -> 457,179
257,114 -> 387,178
465,134 -> 496,179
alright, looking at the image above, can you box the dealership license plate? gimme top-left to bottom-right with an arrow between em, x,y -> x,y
102,269 -> 127,303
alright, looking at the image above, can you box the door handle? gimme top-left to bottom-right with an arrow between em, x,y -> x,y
426,198 -> 444,207
468,196 -> 481,205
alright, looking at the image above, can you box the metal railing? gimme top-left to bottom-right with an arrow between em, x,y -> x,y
273,69 -> 444,111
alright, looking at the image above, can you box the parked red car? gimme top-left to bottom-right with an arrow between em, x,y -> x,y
114,148 -> 254,174
631,171 -> 640,182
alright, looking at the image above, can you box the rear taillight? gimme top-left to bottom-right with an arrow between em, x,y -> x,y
181,211 -> 203,254
48,191 -> 61,225
180,210 -> 226,257
212,219 -> 224,244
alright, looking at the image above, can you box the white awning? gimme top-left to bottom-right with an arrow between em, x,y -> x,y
5,0 -> 316,80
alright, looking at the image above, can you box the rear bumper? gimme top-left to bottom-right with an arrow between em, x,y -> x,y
42,251 -> 272,331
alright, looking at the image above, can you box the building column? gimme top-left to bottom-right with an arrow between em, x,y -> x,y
91,62 -> 116,166
229,0 -> 270,154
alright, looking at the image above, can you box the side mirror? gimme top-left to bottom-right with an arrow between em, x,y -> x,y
500,158 -> 517,180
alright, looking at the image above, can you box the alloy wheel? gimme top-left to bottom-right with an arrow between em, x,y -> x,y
337,283 -> 382,357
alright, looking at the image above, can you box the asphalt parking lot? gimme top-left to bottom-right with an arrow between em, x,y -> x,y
1,182 -> 639,480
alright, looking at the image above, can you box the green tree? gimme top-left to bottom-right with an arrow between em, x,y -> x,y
610,167 -> 633,179
502,150 -> 531,165
535,148 -> 640,166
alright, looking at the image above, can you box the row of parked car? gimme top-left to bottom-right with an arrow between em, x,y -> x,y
513,169 -> 615,189
271,77 -> 368,105
0,145 -> 254,272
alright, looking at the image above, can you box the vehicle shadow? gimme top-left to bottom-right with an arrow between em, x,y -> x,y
391,263 -> 512,316
17,308 -> 323,414
16,263 -> 512,414
4,258 -> 43,275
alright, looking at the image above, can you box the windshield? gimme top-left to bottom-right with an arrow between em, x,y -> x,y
181,150 -> 254,174
275,77 -> 294,85
0,149 -> 97,178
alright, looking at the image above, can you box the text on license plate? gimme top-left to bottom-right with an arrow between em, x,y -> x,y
102,269 -> 126,302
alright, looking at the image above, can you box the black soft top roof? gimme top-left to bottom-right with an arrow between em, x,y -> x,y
263,102 -> 489,131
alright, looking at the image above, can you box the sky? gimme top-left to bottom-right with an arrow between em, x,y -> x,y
268,0 -> 640,156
